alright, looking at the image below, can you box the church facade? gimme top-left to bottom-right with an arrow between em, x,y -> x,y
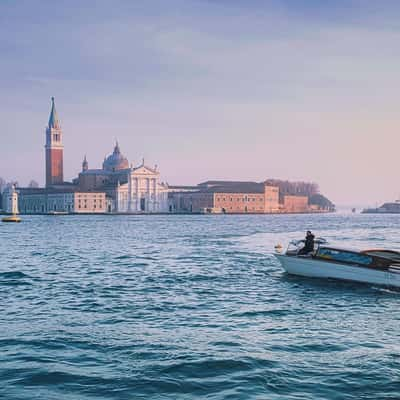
77,143 -> 169,213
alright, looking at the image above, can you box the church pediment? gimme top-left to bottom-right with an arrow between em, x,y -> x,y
132,165 -> 159,176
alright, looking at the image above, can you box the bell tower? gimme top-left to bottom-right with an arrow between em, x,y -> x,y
45,97 -> 64,187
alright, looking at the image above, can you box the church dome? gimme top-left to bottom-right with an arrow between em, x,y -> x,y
103,142 -> 129,172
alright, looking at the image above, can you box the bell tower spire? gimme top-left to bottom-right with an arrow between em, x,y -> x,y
82,155 -> 88,172
45,97 -> 64,187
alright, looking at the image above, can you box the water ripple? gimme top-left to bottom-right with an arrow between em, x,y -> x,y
1,214 -> 400,399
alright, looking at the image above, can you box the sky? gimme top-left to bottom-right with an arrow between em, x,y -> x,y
1,0 -> 400,206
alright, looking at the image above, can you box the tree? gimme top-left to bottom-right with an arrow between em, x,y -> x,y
309,194 -> 335,211
28,180 -> 39,188
264,179 -> 320,200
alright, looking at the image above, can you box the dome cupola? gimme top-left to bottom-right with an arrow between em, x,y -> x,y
102,142 -> 129,172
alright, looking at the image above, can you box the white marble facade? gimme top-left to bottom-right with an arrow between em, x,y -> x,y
78,143 -> 169,213
115,165 -> 168,213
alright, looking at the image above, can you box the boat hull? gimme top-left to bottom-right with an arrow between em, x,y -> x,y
275,254 -> 400,288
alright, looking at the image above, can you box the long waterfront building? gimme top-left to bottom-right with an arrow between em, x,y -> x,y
168,181 -> 323,214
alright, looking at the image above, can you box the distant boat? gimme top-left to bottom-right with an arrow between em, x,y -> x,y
362,201 -> 400,214
47,211 -> 68,215
352,208 -> 356,213
275,239 -> 400,288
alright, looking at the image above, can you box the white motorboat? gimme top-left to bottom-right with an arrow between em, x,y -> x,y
275,239 -> 400,288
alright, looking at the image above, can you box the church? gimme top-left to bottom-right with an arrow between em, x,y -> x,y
18,97 -> 169,214
76,143 -> 168,213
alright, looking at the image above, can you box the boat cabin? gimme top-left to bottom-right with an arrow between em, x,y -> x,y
314,246 -> 400,270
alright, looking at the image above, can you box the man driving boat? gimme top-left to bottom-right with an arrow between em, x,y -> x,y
298,231 -> 315,255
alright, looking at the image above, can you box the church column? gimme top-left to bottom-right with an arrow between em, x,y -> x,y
153,178 -> 157,212
136,177 -> 139,211
128,173 -> 132,212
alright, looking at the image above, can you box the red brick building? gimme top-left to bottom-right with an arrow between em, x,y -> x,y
168,181 -> 282,213
282,195 -> 309,213
167,181 -> 331,214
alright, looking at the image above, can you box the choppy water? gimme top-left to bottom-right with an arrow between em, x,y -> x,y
0,213 -> 399,399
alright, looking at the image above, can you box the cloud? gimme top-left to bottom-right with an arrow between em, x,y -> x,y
1,0 -> 400,205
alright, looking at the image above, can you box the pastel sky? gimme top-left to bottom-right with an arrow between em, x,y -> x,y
1,0 -> 400,206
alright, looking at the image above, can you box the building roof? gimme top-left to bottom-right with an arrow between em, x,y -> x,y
48,97 -> 61,130
198,180 -> 260,188
81,169 -> 112,175
18,186 -> 105,195
169,182 -> 266,194
203,182 -> 265,194
168,185 -> 199,190
19,187 -> 75,194
80,168 -> 132,175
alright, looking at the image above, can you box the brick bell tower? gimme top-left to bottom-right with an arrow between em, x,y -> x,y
45,97 -> 64,187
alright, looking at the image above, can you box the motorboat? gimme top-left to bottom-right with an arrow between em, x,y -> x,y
274,238 -> 400,288
47,211 -> 68,215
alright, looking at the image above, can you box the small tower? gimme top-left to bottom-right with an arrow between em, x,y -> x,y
45,97 -> 64,187
82,155 -> 88,172
3,184 -> 19,215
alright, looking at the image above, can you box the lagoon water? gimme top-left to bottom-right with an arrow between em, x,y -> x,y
0,213 -> 400,399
